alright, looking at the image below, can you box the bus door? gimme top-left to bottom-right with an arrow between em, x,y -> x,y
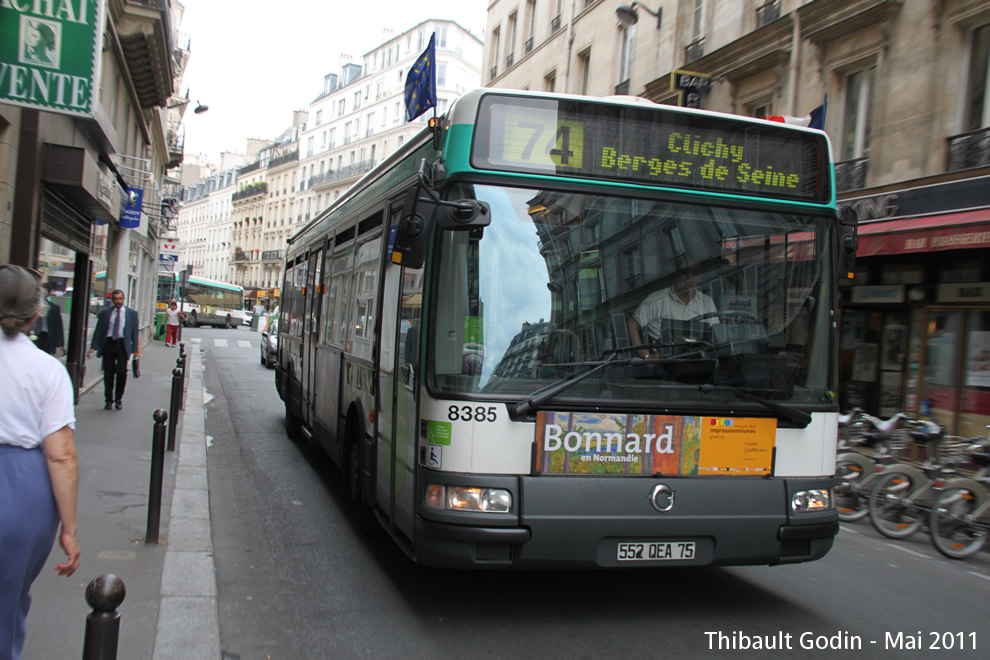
376,203 -> 422,537
302,249 -> 322,427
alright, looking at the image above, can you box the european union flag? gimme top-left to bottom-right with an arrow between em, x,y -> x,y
405,32 -> 436,122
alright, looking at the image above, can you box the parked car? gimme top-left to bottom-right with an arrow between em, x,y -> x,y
260,319 -> 278,368
243,310 -> 253,327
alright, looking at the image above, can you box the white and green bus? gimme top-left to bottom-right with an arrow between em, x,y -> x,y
276,89 -> 854,569
156,272 -> 246,328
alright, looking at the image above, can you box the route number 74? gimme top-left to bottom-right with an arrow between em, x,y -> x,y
509,118 -> 584,168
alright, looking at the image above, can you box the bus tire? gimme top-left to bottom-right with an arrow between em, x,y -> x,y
225,314 -> 232,328
187,310 -> 198,328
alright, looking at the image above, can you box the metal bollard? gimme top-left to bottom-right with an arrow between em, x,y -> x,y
167,367 -> 182,451
146,409 -> 168,544
81,574 -> 126,660
176,357 -> 185,411
179,344 -> 188,405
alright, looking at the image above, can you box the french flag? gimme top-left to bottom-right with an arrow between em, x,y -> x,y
763,101 -> 826,131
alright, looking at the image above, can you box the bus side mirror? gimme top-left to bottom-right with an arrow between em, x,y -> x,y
838,207 -> 858,280
391,187 -> 436,269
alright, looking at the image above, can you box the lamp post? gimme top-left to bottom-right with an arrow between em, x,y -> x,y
615,3 -> 662,29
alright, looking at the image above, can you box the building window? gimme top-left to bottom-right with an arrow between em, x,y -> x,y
692,0 -> 706,41
841,65 -> 876,160
491,27 -> 501,80
328,128 -> 335,149
366,113 -> 375,137
545,70 -> 556,93
315,110 -> 322,126
338,99 -> 345,116
437,26 -> 447,48
307,136 -> 314,157
578,49 -> 591,95
354,92 -> 361,109
619,25 -> 635,84
966,23 -> 990,131
438,62 -> 447,86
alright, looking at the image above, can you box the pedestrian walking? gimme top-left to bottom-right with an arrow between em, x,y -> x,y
87,288 -> 139,410
0,264 -> 81,660
30,283 -> 65,356
164,298 -> 185,347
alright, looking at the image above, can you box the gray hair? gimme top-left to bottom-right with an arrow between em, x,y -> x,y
0,265 -> 46,338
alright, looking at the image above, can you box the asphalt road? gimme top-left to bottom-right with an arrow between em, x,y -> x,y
191,325 -> 990,660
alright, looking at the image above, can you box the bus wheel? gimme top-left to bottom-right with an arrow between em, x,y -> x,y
187,310 -> 198,327
225,315 -> 232,329
285,401 -> 302,440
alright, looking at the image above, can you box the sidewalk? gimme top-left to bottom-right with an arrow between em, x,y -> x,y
22,339 -> 221,660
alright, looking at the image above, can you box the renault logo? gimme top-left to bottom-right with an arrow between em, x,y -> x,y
648,484 -> 675,512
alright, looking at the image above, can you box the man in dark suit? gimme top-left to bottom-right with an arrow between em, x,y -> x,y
87,288 -> 139,410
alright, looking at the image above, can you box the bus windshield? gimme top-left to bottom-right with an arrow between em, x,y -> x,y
431,183 -> 834,407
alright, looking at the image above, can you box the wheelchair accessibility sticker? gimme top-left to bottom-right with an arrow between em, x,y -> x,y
427,444 -> 443,468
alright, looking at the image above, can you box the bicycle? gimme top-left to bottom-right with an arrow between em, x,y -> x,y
835,412 -> 908,522
928,437 -> 990,559
867,420 -> 969,539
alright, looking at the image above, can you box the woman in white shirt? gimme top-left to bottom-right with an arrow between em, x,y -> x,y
0,264 -> 80,660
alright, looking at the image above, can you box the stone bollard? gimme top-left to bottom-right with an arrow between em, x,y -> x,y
167,367 -> 182,451
81,574 -> 126,660
146,409 -> 168,544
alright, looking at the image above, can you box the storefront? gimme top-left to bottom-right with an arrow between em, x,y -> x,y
839,174 -> 990,437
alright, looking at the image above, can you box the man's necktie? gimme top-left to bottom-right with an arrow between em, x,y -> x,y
112,309 -> 121,340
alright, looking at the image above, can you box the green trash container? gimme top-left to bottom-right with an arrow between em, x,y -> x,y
155,311 -> 167,340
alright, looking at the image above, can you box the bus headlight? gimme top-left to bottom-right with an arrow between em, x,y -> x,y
791,489 -> 831,512
424,484 -> 512,513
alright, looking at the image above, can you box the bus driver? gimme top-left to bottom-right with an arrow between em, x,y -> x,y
626,258 -> 718,359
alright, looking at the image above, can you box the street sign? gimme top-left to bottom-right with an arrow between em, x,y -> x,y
159,254 -> 178,262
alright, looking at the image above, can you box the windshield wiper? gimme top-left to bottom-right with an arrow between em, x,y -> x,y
698,383 -> 812,426
509,352 -> 632,420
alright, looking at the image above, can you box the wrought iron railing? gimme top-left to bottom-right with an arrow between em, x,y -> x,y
551,15 -> 562,33
268,150 -> 298,169
231,183 -> 267,202
490,66 -> 498,81
834,157 -> 869,192
614,80 -> 630,96
756,0 -> 781,28
947,127 -> 990,171
685,39 -> 705,64
506,52 -> 514,68
525,37 -> 534,54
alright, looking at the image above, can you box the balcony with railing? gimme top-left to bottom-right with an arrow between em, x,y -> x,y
232,250 -> 253,264
490,66 -> 498,82
268,149 -> 299,170
947,127 -> 990,172
112,0 -> 174,108
239,160 -> 261,175
308,160 -> 377,189
261,250 -> 284,262
685,38 -> 705,64
166,119 -> 183,169
835,158 -> 869,193
525,37 -> 534,54
551,15 -> 562,33
614,80 -> 630,96
506,52 -> 514,69
231,183 -> 267,202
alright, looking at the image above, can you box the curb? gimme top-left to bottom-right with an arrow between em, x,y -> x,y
151,344 -> 222,660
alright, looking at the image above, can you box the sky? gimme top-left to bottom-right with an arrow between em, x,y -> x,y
177,0 -> 487,165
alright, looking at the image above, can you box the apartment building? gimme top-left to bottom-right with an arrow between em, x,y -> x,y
223,18 -> 482,310
1,0 -> 192,397
483,0 -> 990,434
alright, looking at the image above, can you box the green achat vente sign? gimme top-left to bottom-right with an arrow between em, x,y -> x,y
0,0 -> 106,117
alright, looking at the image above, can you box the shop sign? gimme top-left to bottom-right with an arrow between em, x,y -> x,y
936,282 -> 990,303
851,285 -> 905,304
0,0 -> 106,117
120,187 -> 142,228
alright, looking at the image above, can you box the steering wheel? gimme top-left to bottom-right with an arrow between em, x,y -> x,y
689,310 -> 759,324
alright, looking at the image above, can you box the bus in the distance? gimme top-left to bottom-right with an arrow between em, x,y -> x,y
275,89 -> 855,569
156,271 -> 245,328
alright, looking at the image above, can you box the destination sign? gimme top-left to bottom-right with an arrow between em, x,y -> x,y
471,94 -> 830,203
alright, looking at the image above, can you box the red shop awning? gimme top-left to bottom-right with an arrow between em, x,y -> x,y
857,210 -> 990,257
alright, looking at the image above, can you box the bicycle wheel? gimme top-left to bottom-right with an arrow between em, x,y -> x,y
929,487 -> 988,560
869,471 -> 923,539
835,460 -> 869,521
